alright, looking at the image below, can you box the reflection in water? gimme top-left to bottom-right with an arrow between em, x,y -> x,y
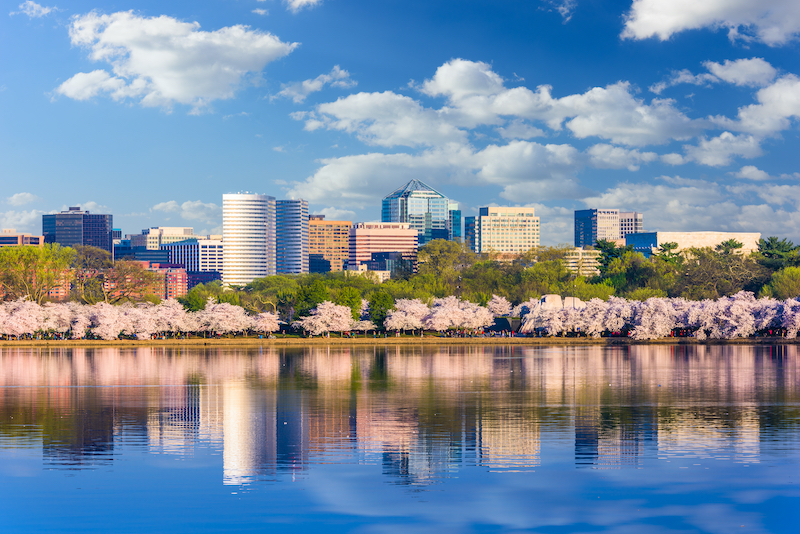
0,344 -> 798,486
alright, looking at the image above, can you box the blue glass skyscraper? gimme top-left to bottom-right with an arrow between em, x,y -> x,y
381,180 -> 460,245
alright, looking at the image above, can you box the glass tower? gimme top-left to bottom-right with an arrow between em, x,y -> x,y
42,207 -> 113,253
381,179 -> 458,245
276,199 -> 309,274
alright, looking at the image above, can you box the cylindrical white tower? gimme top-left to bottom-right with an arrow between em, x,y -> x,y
222,193 -> 276,286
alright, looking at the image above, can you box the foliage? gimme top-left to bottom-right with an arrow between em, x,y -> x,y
0,244 -> 76,304
761,267 -> 800,299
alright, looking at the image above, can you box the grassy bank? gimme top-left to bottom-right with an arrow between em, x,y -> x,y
1,336 -> 798,348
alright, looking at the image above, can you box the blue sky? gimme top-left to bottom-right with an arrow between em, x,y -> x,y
2,0 -> 800,244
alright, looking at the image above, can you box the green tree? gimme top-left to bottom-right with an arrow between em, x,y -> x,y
595,239 -> 634,275
101,260 -> 161,304
295,279 -> 330,317
757,236 -> 799,272
368,291 -> 395,329
673,246 -> 770,300
334,286 -> 362,320
0,244 -> 76,304
761,266 -> 800,299
71,245 -> 113,304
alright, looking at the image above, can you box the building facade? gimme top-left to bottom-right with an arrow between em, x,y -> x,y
465,207 -> 540,255
0,229 -> 43,247
42,207 -> 113,253
308,215 -> 351,272
130,227 -> 196,250
564,247 -> 602,277
222,193 -> 276,286
348,222 -> 418,270
161,238 -> 223,273
381,179 -> 459,245
575,209 -> 644,247
626,231 -> 762,258
276,200 -> 309,274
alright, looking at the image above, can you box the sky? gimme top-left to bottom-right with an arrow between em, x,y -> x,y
2,0 -> 800,245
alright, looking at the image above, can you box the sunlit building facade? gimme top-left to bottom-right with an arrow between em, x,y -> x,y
222,193 -> 276,286
381,180 -> 460,245
464,207 -> 540,255
276,199 -> 309,274
309,215 -> 351,272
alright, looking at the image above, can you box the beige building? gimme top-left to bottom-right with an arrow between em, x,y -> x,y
0,229 -> 43,247
348,222 -> 418,267
130,227 -> 196,250
466,207 -> 540,254
626,231 -> 761,257
564,247 -> 602,277
309,215 -> 351,271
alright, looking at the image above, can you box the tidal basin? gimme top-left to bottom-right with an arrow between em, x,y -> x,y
1,344 -> 798,533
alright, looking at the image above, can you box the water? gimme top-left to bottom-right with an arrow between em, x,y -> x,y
0,344 -> 798,533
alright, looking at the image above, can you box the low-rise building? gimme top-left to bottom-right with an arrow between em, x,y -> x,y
564,247 -> 602,277
626,231 -> 761,257
309,215 -> 351,272
465,207 -> 540,254
348,222 -> 417,271
0,229 -> 43,247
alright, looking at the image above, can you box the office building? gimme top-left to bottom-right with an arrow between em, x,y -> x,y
276,200 -> 309,274
161,238 -> 223,273
0,229 -> 43,247
42,206 -> 113,253
381,179 -> 459,245
464,207 -> 540,255
308,215 -> 351,272
448,201 -> 462,242
348,222 -> 417,270
130,227 -> 196,250
626,231 -> 761,258
574,209 -> 643,247
222,193 -> 276,286
564,247 -> 602,277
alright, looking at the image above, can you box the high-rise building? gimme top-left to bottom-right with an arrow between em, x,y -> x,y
276,200 -> 309,274
308,215 -> 351,272
42,206 -> 113,253
574,209 -> 643,247
447,201 -> 462,242
161,238 -> 223,273
348,222 -> 418,270
465,207 -> 540,255
381,179 -> 459,246
222,193 -> 276,286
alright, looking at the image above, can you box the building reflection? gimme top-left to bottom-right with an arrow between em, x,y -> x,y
0,343 -> 798,481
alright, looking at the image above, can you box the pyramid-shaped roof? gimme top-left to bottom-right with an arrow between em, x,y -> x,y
383,179 -> 446,200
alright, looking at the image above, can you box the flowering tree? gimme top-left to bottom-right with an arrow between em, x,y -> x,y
424,296 -> 467,332
384,299 -> 430,332
89,302 -> 124,340
487,295 -> 512,317
293,301 -> 354,336
254,311 -> 280,334
511,298 -> 540,318
153,298 -> 194,335
459,301 -> 495,330
198,300 -> 255,336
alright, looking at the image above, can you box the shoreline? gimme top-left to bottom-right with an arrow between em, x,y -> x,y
1,336 -> 798,348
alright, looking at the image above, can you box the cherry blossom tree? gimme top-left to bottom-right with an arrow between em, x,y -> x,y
781,299 -> 800,338
424,296 -> 467,332
459,301 -> 495,330
67,301 -> 91,339
254,311 -> 280,334
41,302 -> 73,336
88,302 -> 124,340
293,301 -> 354,336
384,298 -> 430,333
198,300 -> 256,336
629,298 -> 678,340
511,298 -> 540,318
153,298 -> 194,335
487,295 -> 512,317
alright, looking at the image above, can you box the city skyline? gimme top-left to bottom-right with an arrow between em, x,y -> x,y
3,1 -> 800,245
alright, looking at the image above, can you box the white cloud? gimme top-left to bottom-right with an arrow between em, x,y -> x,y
732,165 -> 771,181
57,201 -> 111,213
586,144 -> 659,171
731,165 -> 800,181
6,192 -> 40,206
151,200 -> 220,224
540,1 -> 577,22
275,66 -> 356,103
252,9 -> 268,16
704,58 -> 777,87
713,75 -> 800,136
651,58 -> 777,94
684,132 -> 762,166
285,0 -> 322,13
55,11 -> 297,112
317,207 -> 357,221
495,120 -> 545,139
622,0 -> 800,46
0,210 -> 45,233
660,153 -> 686,165
10,1 -> 55,18
309,91 -> 468,147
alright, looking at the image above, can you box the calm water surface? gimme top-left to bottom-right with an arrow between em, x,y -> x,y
0,344 -> 798,533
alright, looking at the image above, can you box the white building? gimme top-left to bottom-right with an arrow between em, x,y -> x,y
276,199 -> 309,274
222,193 -> 276,286
162,238 -> 223,272
465,207 -> 540,254
564,247 -> 602,277
574,209 -> 643,247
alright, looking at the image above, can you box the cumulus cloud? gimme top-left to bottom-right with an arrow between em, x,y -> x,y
318,207 -> 357,221
650,58 -> 777,94
622,0 -> 800,46
0,210 -> 45,233
731,165 -> 800,181
54,11 -> 298,112
684,132 -> 762,166
152,200 -> 221,224
10,1 -> 55,18
252,9 -> 268,16
6,192 -> 40,206
285,0 -> 322,13
275,66 -> 356,103
712,75 -> 800,136
496,120 -> 546,139
586,144 -> 659,171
